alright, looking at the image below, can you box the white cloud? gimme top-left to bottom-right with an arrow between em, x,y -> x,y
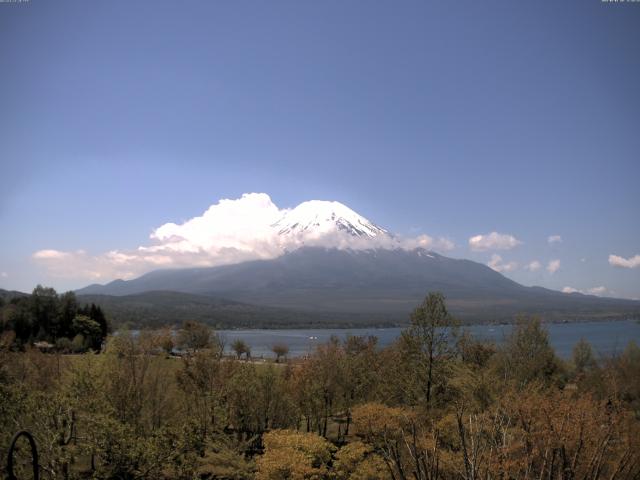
434,237 -> 456,251
32,249 -> 141,281
548,235 -> 562,244
0,272 -> 7,278
587,286 -> 607,296
33,249 -> 74,260
547,259 -> 561,274
401,235 -> 455,252
524,260 -> 542,271
32,193 -> 455,282
562,285 -> 608,297
468,232 -> 521,251
487,254 -> 518,273
609,254 -> 640,269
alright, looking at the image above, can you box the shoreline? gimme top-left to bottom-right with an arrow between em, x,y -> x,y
198,315 -> 640,332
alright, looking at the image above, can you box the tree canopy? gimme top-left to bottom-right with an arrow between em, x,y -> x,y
0,285 -> 109,351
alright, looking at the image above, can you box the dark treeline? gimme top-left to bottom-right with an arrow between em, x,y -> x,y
0,285 -> 109,352
1,293 -> 639,479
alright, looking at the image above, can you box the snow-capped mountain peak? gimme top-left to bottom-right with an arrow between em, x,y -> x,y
272,200 -> 387,239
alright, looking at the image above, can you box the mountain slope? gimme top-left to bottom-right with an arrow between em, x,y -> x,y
0,288 -> 29,302
77,247 -> 640,323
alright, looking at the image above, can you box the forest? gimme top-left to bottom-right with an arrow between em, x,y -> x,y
0,286 -> 109,352
1,292 -> 639,479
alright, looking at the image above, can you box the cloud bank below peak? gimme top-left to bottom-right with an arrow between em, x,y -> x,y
32,193 -> 455,283
562,285 -> 609,297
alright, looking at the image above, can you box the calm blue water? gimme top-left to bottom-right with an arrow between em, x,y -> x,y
217,319 -> 640,359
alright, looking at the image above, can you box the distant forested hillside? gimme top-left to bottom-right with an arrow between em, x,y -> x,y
76,291 -> 399,329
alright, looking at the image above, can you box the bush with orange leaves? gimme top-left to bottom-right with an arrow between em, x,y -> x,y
351,402 -> 442,480
256,429 -> 335,480
332,441 -> 390,480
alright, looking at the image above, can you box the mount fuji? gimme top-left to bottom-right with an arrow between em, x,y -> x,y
272,200 -> 388,240
76,199 -> 640,327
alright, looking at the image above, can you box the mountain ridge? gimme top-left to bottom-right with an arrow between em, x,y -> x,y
76,247 -> 640,324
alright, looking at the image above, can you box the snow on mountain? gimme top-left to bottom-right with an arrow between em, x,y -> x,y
272,200 -> 388,240
269,199 -> 451,253
38,193 -> 451,283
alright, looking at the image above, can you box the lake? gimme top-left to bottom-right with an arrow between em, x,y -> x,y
217,319 -> 640,359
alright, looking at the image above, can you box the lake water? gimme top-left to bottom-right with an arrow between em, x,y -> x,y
217,319 -> 640,359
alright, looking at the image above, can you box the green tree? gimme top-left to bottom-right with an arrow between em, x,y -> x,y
55,336 -> 72,352
71,333 -> 86,352
177,320 -> 213,352
57,291 -> 78,339
572,337 -> 596,375
231,339 -> 249,360
272,343 -> 289,363
499,316 -> 560,387
88,303 -> 109,338
3,302 -> 31,345
29,285 -> 59,340
401,292 -> 457,407
72,314 -> 103,351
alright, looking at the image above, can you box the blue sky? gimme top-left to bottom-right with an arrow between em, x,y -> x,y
0,0 -> 639,298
